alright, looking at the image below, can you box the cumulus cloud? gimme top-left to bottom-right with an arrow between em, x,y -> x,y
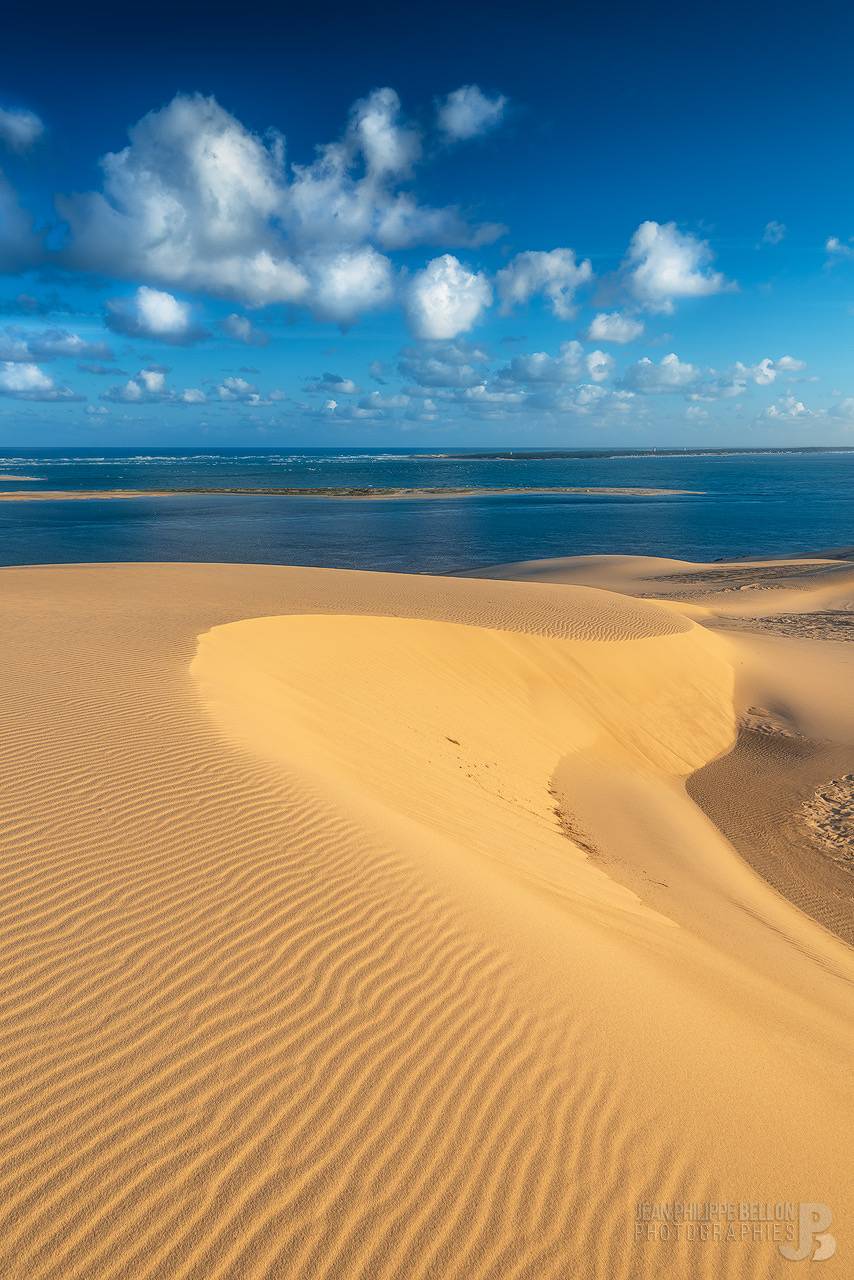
216,375 -> 283,404
305,246 -> 394,324
348,86 -> 420,177
221,313 -> 269,345
762,220 -> 786,246
103,366 -> 167,402
776,355 -> 806,372
405,254 -> 492,339
60,95 -> 304,305
825,236 -> 854,262
58,91 -> 501,321
762,394 -> 814,420
106,286 -> 207,344
696,355 -> 807,400
0,107 -> 44,153
0,326 -> 112,362
585,349 -> 614,383
586,311 -> 644,344
315,397 -> 363,420
828,398 -> 854,422
0,361 -> 79,400
304,371 -> 359,394
496,249 -> 593,319
436,86 -> 507,141
103,365 -> 208,404
624,221 -> 733,313
560,385 -> 634,414
398,340 -> 489,387
498,341 -> 584,385
622,352 -> 699,392
357,390 -> 410,411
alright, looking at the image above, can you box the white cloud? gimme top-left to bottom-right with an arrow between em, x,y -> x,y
697,355 -> 807,400
103,365 -> 207,404
323,398 -> 371,419
106,286 -> 207,344
348,87 -> 420,178
59,91 -> 500,320
585,349 -> 615,383
104,367 -> 281,407
103,367 -> 164,402
221,313 -> 268,346
567,385 -> 634,413
0,107 -> 44,153
60,95 -> 299,303
623,352 -> 699,392
305,246 -> 394,324
498,341 -> 584,384
0,361 -> 79,400
776,355 -> 806,372
625,221 -> 733,313
216,375 -> 282,404
398,340 -> 488,388
0,327 -> 113,362
825,236 -> 854,261
406,254 -> 492,339
461,384 -> 524,407
762,220 -> 786,246
828,398 -> 854,422
496,248 -> 593,319
357,390 -> 410,411
763,394 -> 814,420
586,311 -> 644,344
218,375 -> 257,400
139,367 -> 166,393
436,86 -> 507,141
748,357 -> 776,387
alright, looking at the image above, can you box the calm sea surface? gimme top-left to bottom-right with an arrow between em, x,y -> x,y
0,448 -> 851,572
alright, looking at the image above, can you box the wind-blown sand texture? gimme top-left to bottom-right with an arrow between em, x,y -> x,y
0,558 -> 851,1279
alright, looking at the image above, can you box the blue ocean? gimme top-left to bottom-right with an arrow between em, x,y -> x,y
0,447 -> 851,572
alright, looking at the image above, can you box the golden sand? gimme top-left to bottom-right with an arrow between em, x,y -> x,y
0,559 -> 850,1278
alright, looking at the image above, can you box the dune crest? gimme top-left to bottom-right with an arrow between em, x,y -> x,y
192,610 -> 734,921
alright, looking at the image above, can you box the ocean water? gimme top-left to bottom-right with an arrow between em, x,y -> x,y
0,447 -> 851,573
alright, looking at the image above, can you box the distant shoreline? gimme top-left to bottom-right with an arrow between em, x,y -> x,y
0,484 -> 702,501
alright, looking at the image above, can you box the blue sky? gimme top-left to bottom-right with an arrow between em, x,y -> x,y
2,0 -> 854,446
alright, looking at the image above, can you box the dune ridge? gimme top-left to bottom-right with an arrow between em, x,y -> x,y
0,561 -> 850,1279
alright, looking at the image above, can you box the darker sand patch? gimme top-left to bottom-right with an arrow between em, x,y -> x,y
689,722 -> 854,946
710,611 -> 854,641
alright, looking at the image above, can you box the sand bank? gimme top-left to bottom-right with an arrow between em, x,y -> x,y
0,559 -> 850,1279
0,484 -> 700,501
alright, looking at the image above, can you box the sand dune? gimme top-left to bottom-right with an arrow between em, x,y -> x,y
0,561 -> 850,1278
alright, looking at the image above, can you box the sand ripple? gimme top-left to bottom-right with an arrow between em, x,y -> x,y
0,563 -> 850,1280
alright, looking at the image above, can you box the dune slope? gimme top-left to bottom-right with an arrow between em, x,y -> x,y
0,562 -> 850,1280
